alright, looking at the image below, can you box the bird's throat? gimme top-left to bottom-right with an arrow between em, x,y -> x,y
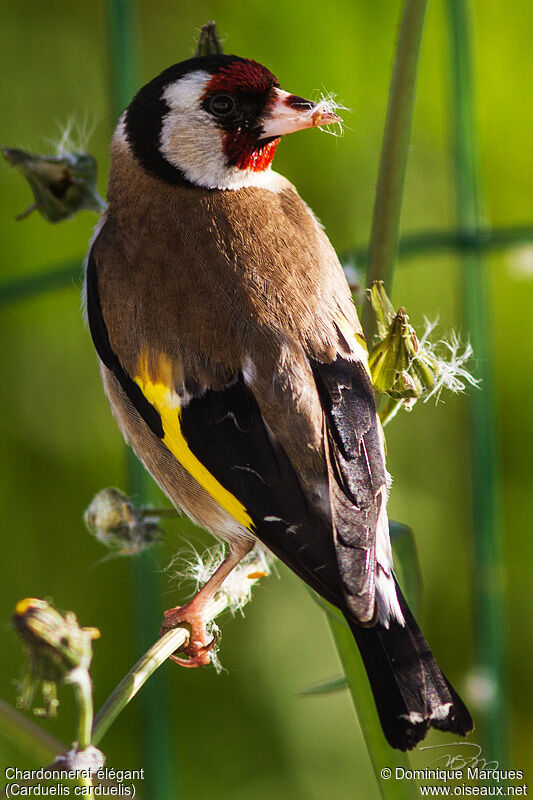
223,130 -> 280,172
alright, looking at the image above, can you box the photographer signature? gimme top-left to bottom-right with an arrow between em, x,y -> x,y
420,742 -> 499,771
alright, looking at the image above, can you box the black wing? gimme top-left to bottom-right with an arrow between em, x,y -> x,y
312,356 -> 387,624
178,378 -> 347,609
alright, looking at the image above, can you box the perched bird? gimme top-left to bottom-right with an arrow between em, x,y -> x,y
85,53 -> 473,750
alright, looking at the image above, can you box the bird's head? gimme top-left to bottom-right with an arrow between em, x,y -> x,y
121,54 -> 341,190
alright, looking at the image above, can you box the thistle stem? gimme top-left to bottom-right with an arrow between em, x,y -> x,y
107,0 -> 179,793
362,0 -> 429,340
67,669 -> 94,751
378,397 -> 404,427
92,593 -> 228,745
0,697 -> 63,763
138,507 -> 179,519
126,455 -> 177,797
69,670 -> 95,797
343,225 -> 533,274
341,3 -> 427,794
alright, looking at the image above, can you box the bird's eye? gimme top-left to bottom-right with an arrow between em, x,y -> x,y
208,93 -> 236,118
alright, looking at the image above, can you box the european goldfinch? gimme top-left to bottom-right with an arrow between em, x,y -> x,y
85,54 -> 473,750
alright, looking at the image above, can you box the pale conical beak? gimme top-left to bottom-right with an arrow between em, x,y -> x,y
258,88 -> 342,140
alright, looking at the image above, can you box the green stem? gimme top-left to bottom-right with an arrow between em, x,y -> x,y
108,0 -> 140,113
342,224 -> 533,273
362,0 -> 429,340
447,0 -> 508,769
92,594 -> 228,745
0,697 -> 63,763
126,454 -> 178,798
0,260 -> 81,307
378,397 -> 404,427
326,610 -> 415,800
69,670 -> 93,750
68,670 -> 95,797
1,225 -> 531,309
138,507 -> 179,519
396,225 -> 533,257
339,5 -> 427,794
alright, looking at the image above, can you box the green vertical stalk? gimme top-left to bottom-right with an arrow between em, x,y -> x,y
327,612 -> 416,800
332,2 -> 427,794
108,0 -> 139,109
107,2 -> 179,796
127,455 -> 178,799
447,0 -> 508,768
362,0 -> 429,340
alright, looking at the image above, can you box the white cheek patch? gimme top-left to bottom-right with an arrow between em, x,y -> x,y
161,73 -> 223,185
163,71 -> 212,110
159,72 -> 283,191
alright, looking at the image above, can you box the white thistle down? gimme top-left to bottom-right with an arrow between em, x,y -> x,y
309,91 -> 348,137
168,543 -> 272,615
417,320 -> 480,403
46,115 -> 96,159
166,543 -> 273,672
166,542 -> 273,614
367,282 -> 479,421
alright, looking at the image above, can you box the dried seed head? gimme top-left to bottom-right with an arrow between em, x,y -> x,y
368,281 -> 479,414
12,598 -> 99,716
2,146 -> 105,223
195,21 -> 224,57
84,488 -> 161,555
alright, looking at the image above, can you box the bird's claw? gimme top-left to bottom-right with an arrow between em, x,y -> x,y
161,603 -> 217,668
169,631 -> 218,667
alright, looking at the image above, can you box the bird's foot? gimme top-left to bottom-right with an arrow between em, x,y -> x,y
161,601 -> 217,668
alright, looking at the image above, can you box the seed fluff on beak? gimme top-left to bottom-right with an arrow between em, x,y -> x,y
122,55 -> 342,190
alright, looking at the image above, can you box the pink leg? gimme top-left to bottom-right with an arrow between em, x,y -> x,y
161,540 -> 254,667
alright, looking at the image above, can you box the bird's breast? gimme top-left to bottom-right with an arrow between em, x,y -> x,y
102,174 -> 357,373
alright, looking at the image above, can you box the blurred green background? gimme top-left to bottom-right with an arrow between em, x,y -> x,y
1,1 -> 531,798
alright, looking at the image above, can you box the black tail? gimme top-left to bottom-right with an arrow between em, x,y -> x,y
345,580 -> 473,751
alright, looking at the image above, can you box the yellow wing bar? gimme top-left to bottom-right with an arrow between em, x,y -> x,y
135,354 -> 254,532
